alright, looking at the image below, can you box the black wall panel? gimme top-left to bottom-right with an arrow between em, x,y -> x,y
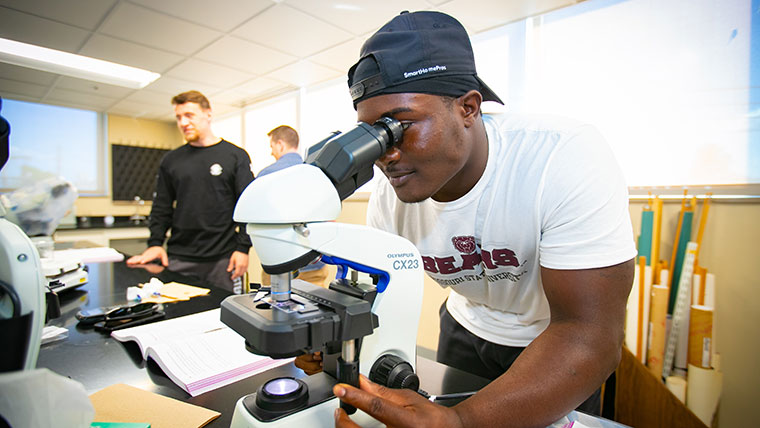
111,144 -> 168,201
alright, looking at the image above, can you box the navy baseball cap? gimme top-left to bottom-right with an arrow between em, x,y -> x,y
348,11 -> 504,109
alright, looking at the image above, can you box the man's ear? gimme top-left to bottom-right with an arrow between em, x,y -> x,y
459,90 -> 482,127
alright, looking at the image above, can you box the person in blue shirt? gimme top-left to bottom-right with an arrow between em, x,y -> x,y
257,125 -> 329,287
257,125 -> 304,177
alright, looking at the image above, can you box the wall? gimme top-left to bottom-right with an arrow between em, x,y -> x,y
73,114 -> 182,217
628,199 -> 760,428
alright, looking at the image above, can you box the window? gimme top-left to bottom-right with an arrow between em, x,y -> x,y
244,94 -> 298,176
301,78 -> 358,155
211,113 -> 243,150
0,99 -> 106,194
471,0 -> 758,190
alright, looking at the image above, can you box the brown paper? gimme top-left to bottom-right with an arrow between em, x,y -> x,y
688,305 -> 713,368
646,284 -> 669,377
139,282 -> 210,304
89,383 -> 220,428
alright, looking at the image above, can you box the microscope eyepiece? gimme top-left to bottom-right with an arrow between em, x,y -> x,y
305,116 -> 405,200
372,116 -> 405,147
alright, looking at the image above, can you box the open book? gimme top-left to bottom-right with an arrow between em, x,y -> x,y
111,308 -> 293,397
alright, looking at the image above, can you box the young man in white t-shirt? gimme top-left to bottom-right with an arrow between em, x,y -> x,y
328,11 -> 637,428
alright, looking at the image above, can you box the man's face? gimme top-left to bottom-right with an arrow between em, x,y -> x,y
357,93 -> 476,203
174,102 -> 211,143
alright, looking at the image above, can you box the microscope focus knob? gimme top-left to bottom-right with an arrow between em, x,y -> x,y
369,354 -> 420,391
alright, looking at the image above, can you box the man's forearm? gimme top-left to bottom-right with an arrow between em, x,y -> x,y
453,320 -> 622,428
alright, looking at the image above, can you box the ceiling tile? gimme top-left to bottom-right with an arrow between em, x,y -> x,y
79,34 -> 183,73
0,79 -> 50,100
0,93 -> 41,105
99,2 -> 221,55
129,0 -> 272,32
196,36 -> 297,75
0,63 -> 57,86
122,89 -> 175,107
0,7 -> 89,52
142,76 -> 222,98
55,76 -> 135,99
217,78 -> 297,106
219,77 -> 292,100
273,60 -> 343,87
209,90 -> 248,107
308,37 -> 364,73
153,112 -> 176,121
0,0 -> 116,30
107,99 -> 168,119
46,87 -> 119,110
212,102 -> 240,118
284,0 -> 432,36
167,58 -> 255,89
234,4 -> 352,58
441,0 -> 574,32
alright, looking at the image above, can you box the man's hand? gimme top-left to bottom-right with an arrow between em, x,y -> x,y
227,250 -> 249,280
126,246 -> 168,267
333,375 -> 464,428
132,263 -> 165,274
294,352 -> 323,375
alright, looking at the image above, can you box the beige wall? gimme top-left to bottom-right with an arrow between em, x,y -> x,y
628,200 -> 759,428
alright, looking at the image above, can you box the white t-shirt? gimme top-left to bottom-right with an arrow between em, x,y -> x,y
367,113 -> 636,347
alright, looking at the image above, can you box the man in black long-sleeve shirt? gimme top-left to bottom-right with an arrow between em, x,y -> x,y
126,91 -> 253,292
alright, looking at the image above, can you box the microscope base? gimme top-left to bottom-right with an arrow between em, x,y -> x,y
230,395 -> 382,427
230,372 -> 382,428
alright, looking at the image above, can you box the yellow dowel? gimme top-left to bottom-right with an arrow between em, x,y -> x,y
637,256 -> 646,360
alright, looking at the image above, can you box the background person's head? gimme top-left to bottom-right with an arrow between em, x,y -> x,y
267,125 -> 299,160
172,90 -> 213,144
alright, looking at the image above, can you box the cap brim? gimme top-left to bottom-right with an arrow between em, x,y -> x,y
475,76 -> 504,105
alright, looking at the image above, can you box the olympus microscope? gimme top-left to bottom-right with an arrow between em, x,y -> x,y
220,117 -> 425,427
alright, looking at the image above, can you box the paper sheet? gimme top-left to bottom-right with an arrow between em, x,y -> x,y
89,383 -> 219,428
53,247 -> 124,263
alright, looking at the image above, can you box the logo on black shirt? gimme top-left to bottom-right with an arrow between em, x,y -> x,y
210,163 -> 223,176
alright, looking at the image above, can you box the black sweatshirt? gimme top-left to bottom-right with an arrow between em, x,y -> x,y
148,140 -> 254,262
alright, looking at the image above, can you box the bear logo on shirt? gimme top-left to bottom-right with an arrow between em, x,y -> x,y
210,163 -> 223,176
452,236 -> 476,254
422,235 -> 522,277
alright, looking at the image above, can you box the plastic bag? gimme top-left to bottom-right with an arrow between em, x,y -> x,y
0,368 -> 94,428
0,176 -> 77,236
